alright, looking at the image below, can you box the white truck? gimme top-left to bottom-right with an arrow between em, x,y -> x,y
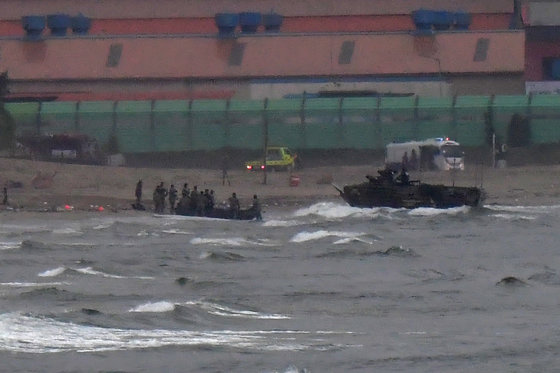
385,137 -> 465,171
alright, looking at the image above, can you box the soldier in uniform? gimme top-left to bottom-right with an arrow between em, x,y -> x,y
135,180 -> 143,205
228,192 -> 240,219
168,184 -> 178,213
252,194 -> 262,221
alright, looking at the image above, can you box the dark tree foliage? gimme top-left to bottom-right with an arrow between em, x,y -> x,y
0,71 -> 15,151
507,113 -> 531,148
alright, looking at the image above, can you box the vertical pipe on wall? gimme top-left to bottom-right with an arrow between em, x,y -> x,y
300,94 -> 307,149
413,95 -> 419,141
74,101 -> 81,131
262,98 -> 269,185
36,101 -> 43,135
225,99 -> 231,148
338,97 -> 344,148
374,95 -> 382,150
150,99 -> 156,152
451,95 -> 458,141
187,99 -> 193,150
527,93 -> 533,146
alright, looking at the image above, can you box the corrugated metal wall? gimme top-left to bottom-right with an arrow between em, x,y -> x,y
6,95 -> 560,152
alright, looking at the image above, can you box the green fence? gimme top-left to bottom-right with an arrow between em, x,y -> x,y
5,95 -> 560,153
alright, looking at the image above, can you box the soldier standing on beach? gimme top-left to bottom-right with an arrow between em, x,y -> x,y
168,184 -> 178,213
135,180 -> 143,204
2,187 -> 7,205
252,194 -> 262,221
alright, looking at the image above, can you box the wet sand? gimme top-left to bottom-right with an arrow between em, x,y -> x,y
1,157 -> 559,212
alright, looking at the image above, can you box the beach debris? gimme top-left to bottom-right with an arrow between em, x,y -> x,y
496,276 -> 527,287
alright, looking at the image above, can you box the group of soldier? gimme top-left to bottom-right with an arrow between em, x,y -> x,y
134,179 -> 262,220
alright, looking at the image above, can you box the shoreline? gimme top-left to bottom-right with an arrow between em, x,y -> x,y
1,158 -> 560,213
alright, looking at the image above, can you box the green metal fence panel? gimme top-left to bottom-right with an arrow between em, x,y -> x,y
416,96 -> 454,141
5,102 -> 40,135
227,99 -> 265,149
39,101 -> 77,135
114,101 -> 153,153
303,98 -> 341,148
153,100 -> 189,152
530,95 -> 560,144
453,96 -> 491,146
378,96 -> 416,145
266,99 -> 304,149
491,95 -> 529,145
190,100 -> 228,150
77,101 -> 115,146
341,97 -> 378,149
12,95 -> 560,154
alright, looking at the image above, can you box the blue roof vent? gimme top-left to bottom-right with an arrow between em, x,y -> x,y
454,12 -> 471,30
239,12 -> 261,33
432,11 -> 453,30
21,15 -> 45,39
412,9 -> 435,31
47,13 -> 71,36
215,13 -> 239,38
71,14 -> 91,35
262,13 -> 283,32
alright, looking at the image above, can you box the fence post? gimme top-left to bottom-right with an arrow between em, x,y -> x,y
338,97 -> 344,148
150,99 -> 155,152
300,94 -> 307,148
224,99 -> 231,148
263,98 -> 269,185
413,95 -> 419,141
74,101 -> 80,131
187,99 -> 193,150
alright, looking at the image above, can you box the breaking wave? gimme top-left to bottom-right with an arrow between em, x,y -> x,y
0,312 -> 346,353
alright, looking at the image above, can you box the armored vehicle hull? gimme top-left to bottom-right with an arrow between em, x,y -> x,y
335,169 -> 484,209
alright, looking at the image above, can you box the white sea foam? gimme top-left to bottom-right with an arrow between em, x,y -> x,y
74,267 -> 154,280
187,300 -> 290,319
407,205 -> 470,216
38,267 -> 66,277
161,229 -> 191,235
191,237 -> 244,246
333,237 -> 375,245
0,312 -> 343,353
0,282 -> 70,287
485,204 -> 560,214
491,213 -> 537,221
52,227 -> 83,235
190,236 -> 275,247
129,301 -> 176,313
290,230 -> 367,243
0,241 -> 21,250
263,219 -> 301,227
294,202 -> 379,219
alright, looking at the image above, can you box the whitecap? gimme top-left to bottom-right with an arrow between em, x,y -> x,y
0,282 -> 70,287
0,312 -> 347,353
129,301 -> 176,313
491,213 -> 537,221
290,230 -> 367,243
333,237 -> 374,245
190,237 -> 244,246
38,267 -> 66,277
485,204 -> 560,214
73,267 -> 154,280
408,205 -> 469,216
0,241 -> 21,250
294,202 -> 379,219
263,220 -> 301,227
52,227 -> 82,235
186,300 -> 290,319
161,229 -> 191,235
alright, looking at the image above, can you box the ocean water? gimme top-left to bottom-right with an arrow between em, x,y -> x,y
1,201 -> 560,372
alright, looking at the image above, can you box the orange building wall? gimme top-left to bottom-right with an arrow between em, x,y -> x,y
0,31 -> 525,81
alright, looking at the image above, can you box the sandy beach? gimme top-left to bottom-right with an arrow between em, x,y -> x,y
1,157 -> 560,212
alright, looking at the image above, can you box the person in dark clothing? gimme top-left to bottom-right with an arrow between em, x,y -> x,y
208,190 -> 216,210
168,184 -> 178,213
2,187 -> 7,205
181,183 -> 189,199
190,186 -> 199,210
135,180 -> 143,204
252,194 -> 262,221
228,192 -> 240,219
396,168 -> 410,185
196,191 -> 206,216
154,182 -> 167,213
222,156 -> 231,186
